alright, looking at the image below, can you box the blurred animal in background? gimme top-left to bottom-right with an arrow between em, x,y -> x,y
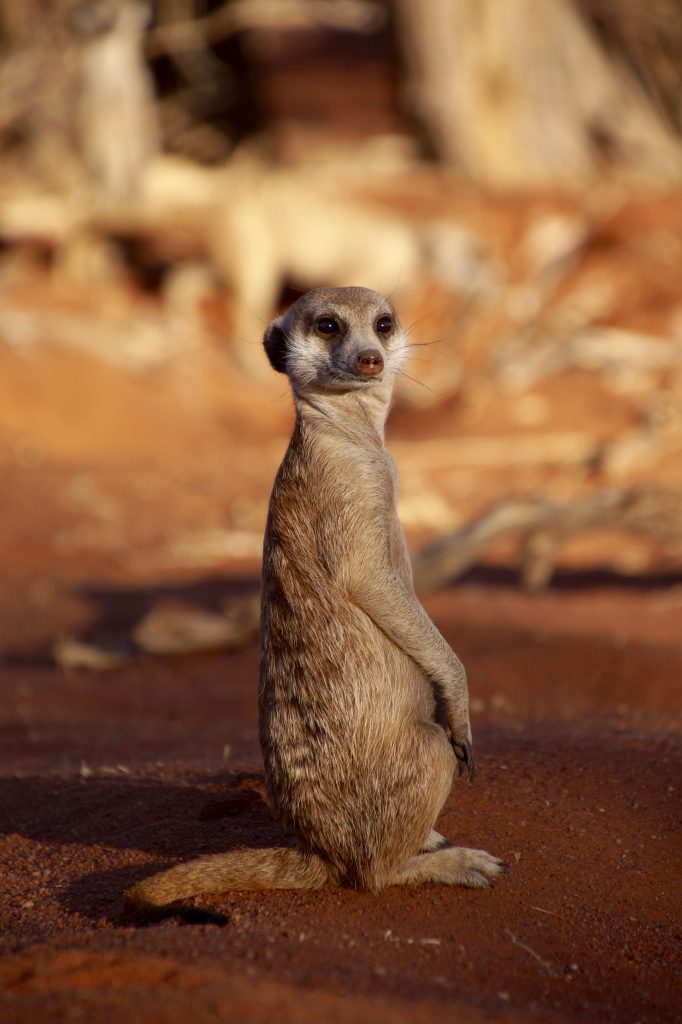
206,162 -> 498,374
140,150 -> 499,376
0,0 -> 158,199
73,0 -> 159,199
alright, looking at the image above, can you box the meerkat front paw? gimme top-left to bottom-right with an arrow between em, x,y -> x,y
451,736 -> 476,781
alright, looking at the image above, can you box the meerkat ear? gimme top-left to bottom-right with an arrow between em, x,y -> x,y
263,322 -> 288,374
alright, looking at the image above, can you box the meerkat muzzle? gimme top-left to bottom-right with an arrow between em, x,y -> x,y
356,349 -> 384,376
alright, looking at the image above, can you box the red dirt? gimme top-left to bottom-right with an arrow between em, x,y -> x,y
0,185 -> 681,1024
1,567 -> 680,1024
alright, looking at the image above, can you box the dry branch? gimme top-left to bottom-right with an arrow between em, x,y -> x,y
394,0 -> 682,186
0,301 -> 196,372
53,593 -> 260,671
494,325 -> 682,392
133,595 -> 260,655
413,487 -> 682,591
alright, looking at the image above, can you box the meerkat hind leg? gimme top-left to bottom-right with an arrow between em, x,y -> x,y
393,846 -> 508,889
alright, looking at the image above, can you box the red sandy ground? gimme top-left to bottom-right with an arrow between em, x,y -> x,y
0,187 -> 681,1024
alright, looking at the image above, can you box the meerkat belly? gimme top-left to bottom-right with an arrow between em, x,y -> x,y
260,594 -> 448,879
260,592 -> 435,823
261,591 -> 432,721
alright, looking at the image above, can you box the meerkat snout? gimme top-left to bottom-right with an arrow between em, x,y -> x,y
356,349 -> 384,376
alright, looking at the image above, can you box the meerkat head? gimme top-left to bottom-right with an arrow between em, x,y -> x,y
263,287 -> 407,395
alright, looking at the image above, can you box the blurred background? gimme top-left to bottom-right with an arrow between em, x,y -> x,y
1,9 -> 681,1019
0,0 -> 681,650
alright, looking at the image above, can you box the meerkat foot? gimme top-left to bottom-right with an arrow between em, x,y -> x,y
393,846 -> 509,889
421,829 -> 450,853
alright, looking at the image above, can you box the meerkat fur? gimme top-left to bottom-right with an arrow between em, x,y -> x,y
124,286 -> 506,917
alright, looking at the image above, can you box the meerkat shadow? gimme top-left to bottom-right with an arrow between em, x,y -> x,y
1,771 -> 284,926
63,863 -> 232,927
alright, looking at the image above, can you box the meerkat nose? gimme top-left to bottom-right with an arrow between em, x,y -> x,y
356,350 -> 384,376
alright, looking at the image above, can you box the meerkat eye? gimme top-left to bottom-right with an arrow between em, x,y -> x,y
375,315 -> 393,336
316,317 -> 341,336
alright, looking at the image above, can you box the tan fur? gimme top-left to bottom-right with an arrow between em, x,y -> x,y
124,287 -> 506,918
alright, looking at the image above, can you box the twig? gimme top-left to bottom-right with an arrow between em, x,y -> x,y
504,928 -> 557,977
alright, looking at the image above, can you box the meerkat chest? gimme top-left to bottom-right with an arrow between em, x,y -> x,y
266,431 -> 412,590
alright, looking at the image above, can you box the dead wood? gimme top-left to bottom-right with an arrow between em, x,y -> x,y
412,487 -> 682,591
0,300 -> 197,372
54,636 -> 131,672
493,325 -> 682,393
53,593 -> 260,671
133,595 -> 260,655
394,0 -> 682,186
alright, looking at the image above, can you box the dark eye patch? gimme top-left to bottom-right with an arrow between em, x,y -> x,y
375,315 -> 393,336
316,317 -> 341,336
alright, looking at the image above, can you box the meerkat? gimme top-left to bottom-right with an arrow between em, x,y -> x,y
124,287 -> 506,917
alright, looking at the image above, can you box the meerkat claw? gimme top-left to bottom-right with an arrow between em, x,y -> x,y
453,738 -> 476,782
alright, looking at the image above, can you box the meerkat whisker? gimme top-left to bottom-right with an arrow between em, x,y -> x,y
395,368 -> 445,403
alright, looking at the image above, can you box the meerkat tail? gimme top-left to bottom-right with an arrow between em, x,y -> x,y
124,847 -> 333,915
